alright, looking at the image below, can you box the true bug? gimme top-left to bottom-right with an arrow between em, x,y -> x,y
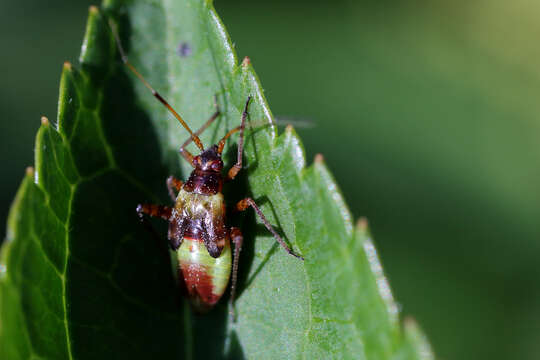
109,21 -> 303,313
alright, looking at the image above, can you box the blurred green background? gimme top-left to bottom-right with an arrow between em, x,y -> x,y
2,0 -> 540,359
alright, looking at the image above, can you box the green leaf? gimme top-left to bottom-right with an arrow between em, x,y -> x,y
0,1 -> 433,359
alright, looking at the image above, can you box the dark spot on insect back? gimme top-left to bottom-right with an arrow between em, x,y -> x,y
178,42 -> 192,57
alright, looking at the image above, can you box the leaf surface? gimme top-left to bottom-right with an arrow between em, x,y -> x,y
0,1 -> 433,359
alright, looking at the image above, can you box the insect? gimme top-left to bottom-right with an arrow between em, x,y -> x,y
108,20 -> 303,313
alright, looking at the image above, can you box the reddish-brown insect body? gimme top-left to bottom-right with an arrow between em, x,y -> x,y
109,19 -> 303,313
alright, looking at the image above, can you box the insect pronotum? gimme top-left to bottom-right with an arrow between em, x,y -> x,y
108,19 -> 303,314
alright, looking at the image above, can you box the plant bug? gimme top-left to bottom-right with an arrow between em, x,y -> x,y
108,20 -> 303,314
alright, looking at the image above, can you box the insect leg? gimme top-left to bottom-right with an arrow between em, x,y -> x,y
135,204 -> 173,265
136,203 -> 172,221
166,176 -> 183,202
108,18 -> 204,151
136,203 -> 174,248
229,227 -> 243,317
236,198 -> 304,260
223,96 -> 251,181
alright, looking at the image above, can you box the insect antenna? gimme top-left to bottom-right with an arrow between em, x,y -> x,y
180,96 -> 220,150
107,18 -> 204,151
216,126 -> 241,154
217,96 -> 251,155
274,116 -> 316,129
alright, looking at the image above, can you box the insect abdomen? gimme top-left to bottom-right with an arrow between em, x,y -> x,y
177,237 -> 231,312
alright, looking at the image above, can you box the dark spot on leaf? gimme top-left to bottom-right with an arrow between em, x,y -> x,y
178,42 -> 192,57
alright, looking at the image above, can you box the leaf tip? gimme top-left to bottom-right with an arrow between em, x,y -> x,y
89,5 -> 99,14
403,316 -> 417,328
356,217 -> 369,231
404,316 -> 435,359
25,166 -> 35,178
241,56 -> 251,67
314,153 -> 325,164
40,116 -> 49,126
63,61 -> 72,71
